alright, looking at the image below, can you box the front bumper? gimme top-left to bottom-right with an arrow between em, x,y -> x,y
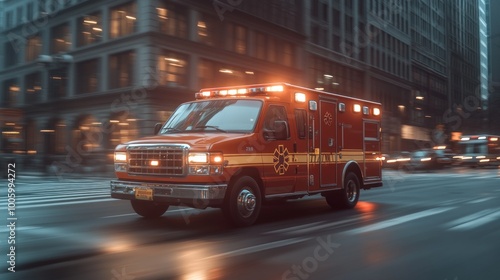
110,180 -> 227,208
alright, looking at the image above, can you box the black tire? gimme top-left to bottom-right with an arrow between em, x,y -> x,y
131,200 -> 169,218
222,176 -> 261,227
325,172 -> 360,209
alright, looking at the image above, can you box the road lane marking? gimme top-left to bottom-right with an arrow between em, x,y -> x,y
267,217 -> 362,236
446,208 -> 500,231
467,197 -> 494,204
264,221 -> 324,235
100,208 -> 193,219
0,198 -> 116,210
343,207 -> 455,234
0,226 -> 40,233
203,238 -> 310,260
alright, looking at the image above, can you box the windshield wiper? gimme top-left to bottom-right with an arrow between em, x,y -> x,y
161,127 -> 182,133
194,125 -> 227,132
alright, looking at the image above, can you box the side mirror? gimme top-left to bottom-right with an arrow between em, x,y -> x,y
154,123 -> 163,135
274,120 -> 289,140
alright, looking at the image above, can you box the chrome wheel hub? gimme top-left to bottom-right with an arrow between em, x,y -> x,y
237,189 -> 256,218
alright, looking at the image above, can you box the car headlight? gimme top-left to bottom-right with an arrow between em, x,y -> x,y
188,152 -> 224,175
114,152 -> 127,162
188,153 -> 208,163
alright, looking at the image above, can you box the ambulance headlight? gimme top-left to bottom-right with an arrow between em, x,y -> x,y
188,152 -> 224,175
188,153 -> 208,163
114,152 -> 127,162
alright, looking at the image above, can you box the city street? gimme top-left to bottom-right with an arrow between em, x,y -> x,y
1,167 -> 500,280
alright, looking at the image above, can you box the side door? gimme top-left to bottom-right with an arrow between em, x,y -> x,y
261,104 -> 295,195
319,100 -> 338,188
363,120 -> 381,180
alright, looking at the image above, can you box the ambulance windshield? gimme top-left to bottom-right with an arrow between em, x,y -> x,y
160,99 -> 262,133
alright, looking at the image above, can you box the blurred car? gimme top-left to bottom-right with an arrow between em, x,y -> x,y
432,147 -> 457,166
383,151 -> 411,169
403,149 -> 450,171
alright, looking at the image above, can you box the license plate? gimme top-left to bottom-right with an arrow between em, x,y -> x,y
135,188 -> 153,201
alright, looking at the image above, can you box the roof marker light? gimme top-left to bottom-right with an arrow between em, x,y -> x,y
353,104 -> 361,113
373,108 -> 381,116
266,85 -> 284,92
295,92 -> 306,103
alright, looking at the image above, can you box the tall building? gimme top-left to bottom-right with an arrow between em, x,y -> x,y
445,0 -> 482,134
488,0 -> 500,134
0,0 -> 482,172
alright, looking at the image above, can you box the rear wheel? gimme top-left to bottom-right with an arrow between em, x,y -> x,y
325,172 -> 360,209
222,176 -> 261,227
131,200 -> 169,218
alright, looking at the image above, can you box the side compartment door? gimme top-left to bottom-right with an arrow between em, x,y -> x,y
319,100 -> 338,188
363,120 -> 381,181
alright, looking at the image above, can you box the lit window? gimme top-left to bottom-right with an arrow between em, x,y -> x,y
51,23 -> 71,53
110,2 -> 136,39
25,34 -> 42,62
157,51 -> 188,86
157,2 -> 187,38
78,13 -> 102,46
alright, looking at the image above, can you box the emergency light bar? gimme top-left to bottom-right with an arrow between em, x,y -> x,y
196,85 -> 284,99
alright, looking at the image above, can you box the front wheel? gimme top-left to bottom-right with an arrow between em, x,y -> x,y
131,200 -> 169,218
222,176 -> 262,227
325,172 -> 360,209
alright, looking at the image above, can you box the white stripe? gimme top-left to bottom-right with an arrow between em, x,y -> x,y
447,208 -> 500,230
0,194 -> 109,205
0,226 -> 40,233
344,207 -> 454,234
278,217 -> 361,235
203,238 -> 309,260
467,197 -> 494,204
0,198 -> 116,209
264,222 -> 324,235
100,208 -> 192,219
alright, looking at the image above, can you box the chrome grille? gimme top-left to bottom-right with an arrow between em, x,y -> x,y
127,145 -> 187,176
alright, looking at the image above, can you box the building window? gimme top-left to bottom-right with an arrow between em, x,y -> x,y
2,79 -> 20,107
27,3 -> 34,21
157,51 -> 188,87
6,11 -> 14,28
78,13 -> 102,46
282,41 -> 294,67
255,32 -> 266,60
25,72 -> 42,104
25,34 -> 42,62
49,68 -> 68,100
108,112 -> 138,149
4,41 -> 19,67
26,120 -> 37,153
73,116 -> 101,153
110,2 -> 136,39
227,23 -> 247,54
198,59 -> 257,88
109,51 -> 135,89
197,14 -> 221,47
77,59 -> 100,94
157,1 -> 187,38
51,23 -> 71,53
